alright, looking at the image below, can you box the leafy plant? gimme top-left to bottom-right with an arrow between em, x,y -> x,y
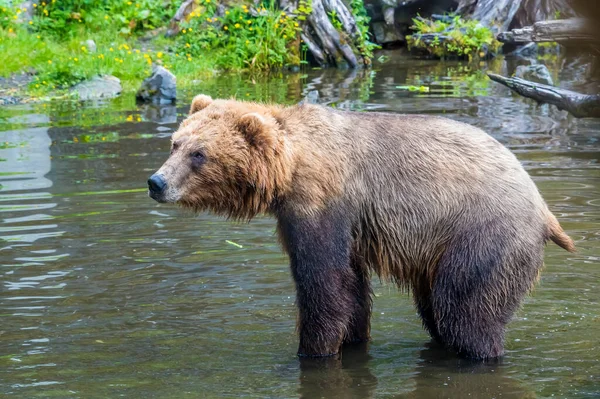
349,0 -> 379,63
174,0 -> 301,70
407,15 -> 501,59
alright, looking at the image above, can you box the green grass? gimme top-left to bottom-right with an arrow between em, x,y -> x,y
0,0 -> 311,98
0,25 -> 216,98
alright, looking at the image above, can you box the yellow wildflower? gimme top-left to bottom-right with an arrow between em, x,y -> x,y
205,0 -> 210,3
224,25 -> 228,30
8,28 -> 12,32
187,57 -> 192,61
189,27 -> 193,31
206,18 -> 211,22
126,115 -> 133,121
182,29 -> 186,33
294,22 -> 299,27
235,23 -> 240,28
135,49 -> 140,53
37,35 -> 41,39
109,47 -> 114,51
74,57 -> 78,61
185,43 -> 191,48
81,46 -> 86,51
47,60 -> 52,64
33,3 -> 37,7
127,1 -> 132,4
157,51 -> 163,58
275,23 -> 279,28
225,10 -> 230,15
246,20 -> 251,24
127,51 -> 131,54
123,44 -> 129,50
28,20 -> 33,25
104,15 -> 108,20
249,27 -> 253,31
283,34 -> 286,38
245,40 -> 249,45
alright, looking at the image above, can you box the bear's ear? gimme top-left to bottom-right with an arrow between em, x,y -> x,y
190,94 -> 213,115
237,112 -> 276,151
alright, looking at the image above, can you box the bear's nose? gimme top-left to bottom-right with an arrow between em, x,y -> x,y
148,173 -> 167,194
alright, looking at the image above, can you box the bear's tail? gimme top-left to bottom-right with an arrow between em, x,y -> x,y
545,209 -> 576,253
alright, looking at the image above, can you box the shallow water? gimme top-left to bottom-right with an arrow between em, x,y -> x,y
1,53 -> 599,398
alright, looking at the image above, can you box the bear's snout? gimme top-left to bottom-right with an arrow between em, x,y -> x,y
148,173 -> 167,202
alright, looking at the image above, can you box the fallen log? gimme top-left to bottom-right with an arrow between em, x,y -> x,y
487,73 -> 600,118
497,18 -> 596,45
305,0 -> 359,68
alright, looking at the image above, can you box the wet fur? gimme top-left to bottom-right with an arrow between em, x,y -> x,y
158,96 -> 575,359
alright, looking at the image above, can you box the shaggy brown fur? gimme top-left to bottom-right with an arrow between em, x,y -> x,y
149,95 -> 575,359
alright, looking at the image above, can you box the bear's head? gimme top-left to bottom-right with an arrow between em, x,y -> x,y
148,95 -> 293,219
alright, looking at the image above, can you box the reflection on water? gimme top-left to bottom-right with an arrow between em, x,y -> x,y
1,52 -> 599,398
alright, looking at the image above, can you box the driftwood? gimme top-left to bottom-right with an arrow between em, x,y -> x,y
457,0 -> 574,32
305,0 -> 359,68
488,73 -> 600,118
497,18 -> 597,45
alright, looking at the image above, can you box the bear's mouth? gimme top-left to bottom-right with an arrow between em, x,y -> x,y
148,189 -> 168,203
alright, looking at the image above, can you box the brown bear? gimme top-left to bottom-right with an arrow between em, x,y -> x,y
148,95 -> 575,360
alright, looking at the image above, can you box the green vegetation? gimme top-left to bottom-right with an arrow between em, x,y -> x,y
0,0 -> 328,97
349,0 -> 378,62
174,1 -> 305,70
326,0 -> 378,64
407,15 -> 501,59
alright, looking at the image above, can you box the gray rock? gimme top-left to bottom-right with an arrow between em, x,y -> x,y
16,1 -> 37,23
372,21 -> 404,44
136,65 -> 177,104
85,39 -> 97,53
515,64 -> 554,86
71,75 -> 122,100
0,96 -> 21,106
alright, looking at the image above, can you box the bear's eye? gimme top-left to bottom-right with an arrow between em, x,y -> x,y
190,151 -> 205,160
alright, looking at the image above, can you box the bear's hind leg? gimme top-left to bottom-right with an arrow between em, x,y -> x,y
431,233 -> 543,359
413,285 -> 442,344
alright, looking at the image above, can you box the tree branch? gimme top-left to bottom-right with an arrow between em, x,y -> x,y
487,72 -> 600,118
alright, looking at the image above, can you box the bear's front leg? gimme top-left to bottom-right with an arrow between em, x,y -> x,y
277,206 -> 357,357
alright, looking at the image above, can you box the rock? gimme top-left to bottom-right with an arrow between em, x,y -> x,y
0,96 -> 21,106
71,75 -> 122,100
136,65 -> 177,104
85,39 -> 97,53
515,64 -> 554,86
372,21 -> 404,44
16,1 -> 37,23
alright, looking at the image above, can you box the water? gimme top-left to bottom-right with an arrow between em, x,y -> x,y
1,53 -> 599,398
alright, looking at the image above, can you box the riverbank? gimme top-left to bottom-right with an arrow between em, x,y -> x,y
0,24 -> 219,104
